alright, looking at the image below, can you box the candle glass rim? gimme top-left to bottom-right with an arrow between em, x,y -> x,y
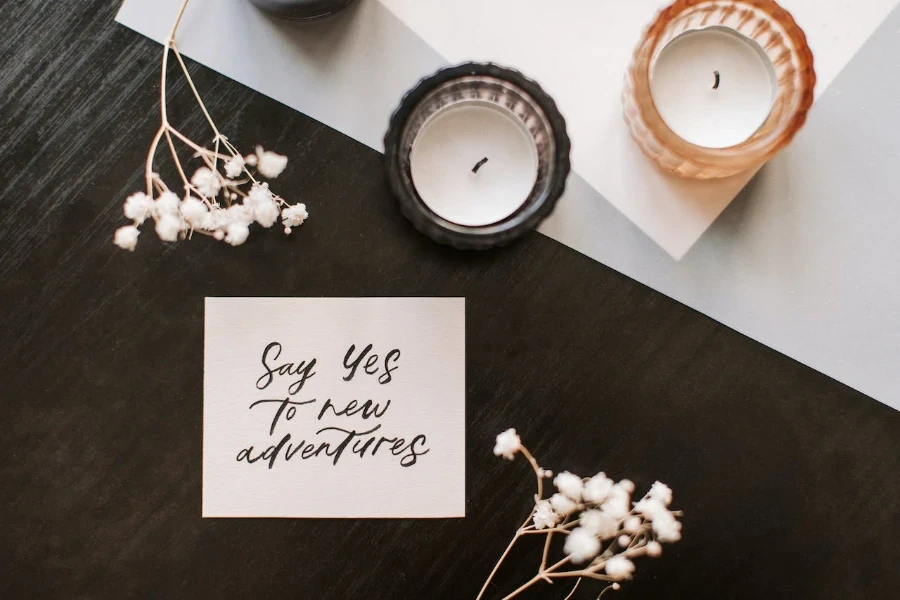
625,0 -> 816,179
384,62 -> 571,250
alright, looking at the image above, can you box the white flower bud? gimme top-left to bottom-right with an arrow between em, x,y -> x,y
532,500 -> 559,530
113,225 -> 140,251
281,203 -> 308,227
180,197 -> 209,228
254,198 -> 280,228
155,213 -> 183,242
554,471 -> 584,501
190,167 -> 221,197
492,429 -> 521,460
255,145 -> 288,178
224,155 -> 245,179
123,192 -> 154,223
225,223 -> 250,246
604,556 -> 635,580
580,509 -> 618,538
563,527 -> 600,563
623,516 -> 641,534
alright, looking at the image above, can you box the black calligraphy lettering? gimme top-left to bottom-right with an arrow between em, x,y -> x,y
285,439 -> 308,461
317,398 -> 391,420
236,446 -> 260,463
301,443 -> 319,459
401,434 -> 430,467
315,424 -> 383,465
342,343 -> 374,381
249,397 -> 317,435
378,349 -> 401,384
256,341 -> 317,394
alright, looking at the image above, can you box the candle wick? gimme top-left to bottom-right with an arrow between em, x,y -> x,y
712,70 -> 720,90
471,157 -> 489,174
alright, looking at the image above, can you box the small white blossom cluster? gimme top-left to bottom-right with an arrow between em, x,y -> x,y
481,429 -> 682,600
548,471 -> 679,572
493,428 -> 522,460
114,145 -> 308,251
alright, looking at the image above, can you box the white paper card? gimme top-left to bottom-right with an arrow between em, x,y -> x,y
203,297 -> 465,518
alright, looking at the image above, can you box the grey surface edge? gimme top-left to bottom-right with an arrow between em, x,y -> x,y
115,0 -> 900,409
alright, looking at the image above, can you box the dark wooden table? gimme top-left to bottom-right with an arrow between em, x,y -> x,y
2,1 -> 898,598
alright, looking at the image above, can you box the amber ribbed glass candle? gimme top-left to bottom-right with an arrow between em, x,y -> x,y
623,0 -> 815,179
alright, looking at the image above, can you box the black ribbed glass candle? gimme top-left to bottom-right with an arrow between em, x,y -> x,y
384,63 -> 570,250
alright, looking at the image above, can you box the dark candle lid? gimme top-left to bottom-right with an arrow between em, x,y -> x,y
248,0 -> 358,21
384,63 -> 571,250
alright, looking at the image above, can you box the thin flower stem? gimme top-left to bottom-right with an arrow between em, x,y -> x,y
499,574 -> 542,600
542,513 -> 572,570
562,578 -> 582,600
220,135 -> 261,184
519,529 -> 570,536
541,528 -> 553,570
498,557 -> 571,600
548,571 -> 614,582
145,126 -> 165,194
518,446 -> 543,501
546,556 -> 572,572
164,128 -> 191,193
212,137 -> 221,175
160,49 -> 170,124
167,0 -> 191,43
218,136 -> 250,168
584,544 -> 652,575
597,584 -> 617,599
227,141 -> 263,185
170,43 -> 220,137
167,127 -> 231,160
476,531 -> 523,600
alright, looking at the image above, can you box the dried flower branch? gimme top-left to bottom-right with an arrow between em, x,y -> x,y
480,429 -> 683,599
114,0 -> 308,251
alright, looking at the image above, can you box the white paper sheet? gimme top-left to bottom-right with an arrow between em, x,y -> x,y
377,0 -> 899,258
203,297 -> 465,518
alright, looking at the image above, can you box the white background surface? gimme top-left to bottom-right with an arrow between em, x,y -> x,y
203,298 -> 465,518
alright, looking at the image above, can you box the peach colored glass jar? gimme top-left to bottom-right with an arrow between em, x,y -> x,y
623,0 -> 815,179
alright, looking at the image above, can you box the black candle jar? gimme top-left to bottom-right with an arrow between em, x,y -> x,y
384,63 -> 571,250
249,0 -> 358,21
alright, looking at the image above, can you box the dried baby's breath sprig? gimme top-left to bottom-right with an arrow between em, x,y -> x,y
480,429 -> 683,599
114,0 -> 308,251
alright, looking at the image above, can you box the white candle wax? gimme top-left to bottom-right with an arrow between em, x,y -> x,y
650,26 -> 777,149
409,103 -> 538,227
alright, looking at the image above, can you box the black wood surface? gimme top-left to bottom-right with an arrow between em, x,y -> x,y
2,2 -> 898,598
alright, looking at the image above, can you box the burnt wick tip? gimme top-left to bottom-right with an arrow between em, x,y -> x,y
712,70 -> 721,90
472,157 -> 489,173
